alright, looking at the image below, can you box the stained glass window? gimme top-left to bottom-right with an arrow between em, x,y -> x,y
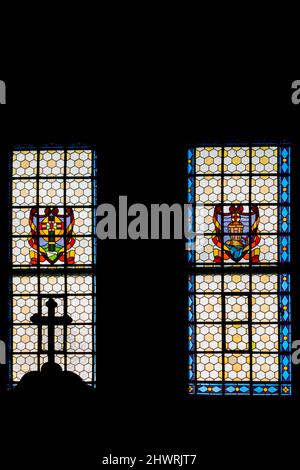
10,146 -> 97,387
188,146 -> 291,396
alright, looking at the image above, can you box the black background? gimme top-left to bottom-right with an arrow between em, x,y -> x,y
0,77 -> 299,466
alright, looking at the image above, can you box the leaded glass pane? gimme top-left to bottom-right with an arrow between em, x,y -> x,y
12,150 -> 37,177
196,147 -> 222,174
188,146 -> 290,268
224,147 -> 250,173
39,150 -> 65,176
188,145 -> 292,397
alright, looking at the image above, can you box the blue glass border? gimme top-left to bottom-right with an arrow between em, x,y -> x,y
253,384 -> 279,396
225,384 -> 250,396
196,383 -> 223,396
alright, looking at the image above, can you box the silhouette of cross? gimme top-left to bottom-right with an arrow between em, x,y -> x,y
31,298 -> 72,365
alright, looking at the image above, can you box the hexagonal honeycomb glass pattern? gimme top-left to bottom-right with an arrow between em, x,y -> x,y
226,325 -> 249,351
224,354 -> 251,382
224,147 -> 250,173
39,179 -> 64,205
67,275 -> 93,294
13,355 -> 39,382
12,179 -> 37,206
223,176 -> 249,203
75,237 -> 93,264
189,145 -> 290,268
12,208 -> 32,236
66,179 -> 92,205
190,273 -> 291,395
13,297 -> 39,323
252,274 -> 277,292
195,236 -> 215,264
252,147 -> 278,174
40,353 -> 65,370
13,326 -> 38,352
13,150 -> 37,177
40,354 -> 94,382
196,295 -> 222,322
196,325 -> 222,351
195,205 -> 216,234
40,275 -> 66,294
259,206 -> 278,233
195,177 -> 222,204
252,325 -> 278,352
65,325 -> 94,353
252,176 -> 278,203
252,355 -> 279,382
12,238 -> 31,266
66,355 -> 93,382
252,295 -> 278,322
225,296 -> 248,322
39,150 -> 65,176
196,354 -> 223,381
13,276 -> 38,294
195,275 -> 222,292
224,274 -> 250,292
195,147 -> 222,174
258,235 -> 278,263
66,150 -> 93,177
67,297 -> 93,323
73,208 -> 93,235
40,325 -> 65,351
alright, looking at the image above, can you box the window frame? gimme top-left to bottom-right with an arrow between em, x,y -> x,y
8,144 -> 98,389
187,144 -> 292,397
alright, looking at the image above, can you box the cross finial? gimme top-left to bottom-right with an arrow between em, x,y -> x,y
31,297 -> 72,365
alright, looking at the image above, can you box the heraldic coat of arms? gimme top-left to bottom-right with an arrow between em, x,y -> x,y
212,204 -> 261,263
28,207 -> 76,265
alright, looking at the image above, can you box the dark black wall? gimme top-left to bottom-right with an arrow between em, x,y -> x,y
0,77 -> 299,466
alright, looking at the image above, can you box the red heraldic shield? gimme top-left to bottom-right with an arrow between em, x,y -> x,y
28,207 -> 76,265
212,204 -> 261,263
